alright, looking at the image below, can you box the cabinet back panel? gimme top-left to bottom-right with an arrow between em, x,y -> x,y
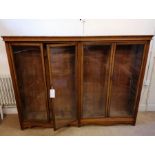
48,45 -> 77,129
12,46 -> 48,121
82,45 -> 111,118
110,44 -> 144,116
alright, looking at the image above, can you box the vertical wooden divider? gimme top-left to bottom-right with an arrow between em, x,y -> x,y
42,44 -> 52,124
40,44 -> 51,123
77,42 -> 83,126
106,43 -> 116,117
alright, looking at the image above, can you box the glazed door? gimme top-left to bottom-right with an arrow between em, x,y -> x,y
11,43 -> 48,122
109,43 -> 145,117
82,43 -> 111,118
47,43 -> 77,130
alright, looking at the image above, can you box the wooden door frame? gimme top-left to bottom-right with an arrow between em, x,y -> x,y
106,41 -> 151,122
133,41 -> 151,124
6,43 -> 50,129
80,42 -> 113,120
46,43 -> 78,130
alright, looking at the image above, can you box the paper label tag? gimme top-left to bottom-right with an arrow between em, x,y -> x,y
50,89 -> 55,98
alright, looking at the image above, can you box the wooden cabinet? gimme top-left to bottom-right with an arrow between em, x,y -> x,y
3,36 -> 152,130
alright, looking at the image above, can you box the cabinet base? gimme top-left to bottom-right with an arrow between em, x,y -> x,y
80,117 -> 135,126
22,121 -> 53,129
21,117 -> 135,129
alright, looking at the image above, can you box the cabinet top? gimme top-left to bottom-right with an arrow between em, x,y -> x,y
2,35 -> 153,42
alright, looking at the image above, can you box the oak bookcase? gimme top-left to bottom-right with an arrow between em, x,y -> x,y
2,36 -> 152,130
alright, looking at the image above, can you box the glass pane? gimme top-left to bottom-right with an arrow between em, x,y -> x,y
49,45 -> 76,129
12,46 -> 48,121
82,44 -> 111,118
110,44 -> 144,117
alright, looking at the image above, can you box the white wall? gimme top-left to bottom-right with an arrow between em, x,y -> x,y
84,19 -> 155,35
0,19 -> 155,112
0,19 -> 83,74
145,39 -> 155,111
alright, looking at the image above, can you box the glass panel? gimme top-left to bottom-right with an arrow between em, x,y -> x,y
110,44 -> 144,117
49,45 -> 76,129
12,45 -> 48,121
82,44 -> 111,118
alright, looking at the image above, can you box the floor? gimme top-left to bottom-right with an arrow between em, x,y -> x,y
0,112 -> 155,136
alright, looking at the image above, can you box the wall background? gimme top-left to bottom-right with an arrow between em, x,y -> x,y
0,19 -> 155,112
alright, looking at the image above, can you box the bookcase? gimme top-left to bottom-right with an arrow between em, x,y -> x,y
3,36 -> 152,130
